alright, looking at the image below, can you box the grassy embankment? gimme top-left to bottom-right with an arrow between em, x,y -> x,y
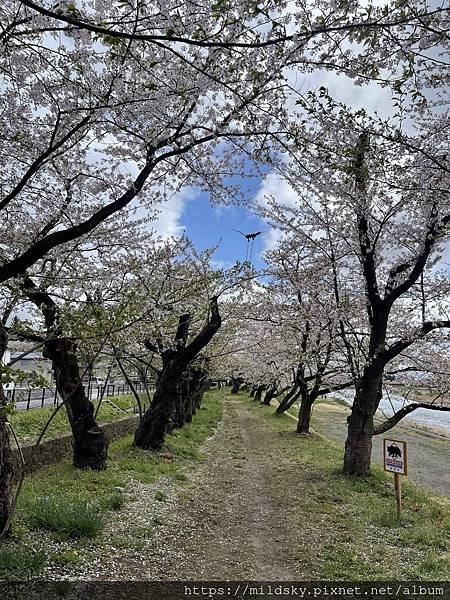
0,390 -> 223,580
9,394 -> 146,443
250,396 -> 450,579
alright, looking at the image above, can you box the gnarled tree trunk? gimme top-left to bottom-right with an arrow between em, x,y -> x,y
23,278 -> 108,471
296,405 -> 312,434
254,384 -> 266,402
262,386 -> 276,405
0,323 -> 13,537
44,338 -> 108,470
343,366 -> 382,476
134,297 -> 221,451
276,385 -> 300,414
296,390 -> 318,435
174,371 -> 189,429
230,377 -> 243,394
189,367 -> 209,419
134,357 -> 184,450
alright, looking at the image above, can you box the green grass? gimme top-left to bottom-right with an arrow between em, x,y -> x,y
317,395 -> 349,408
248,398 -> 450,580
105,488 -> 126,510
27,496 -> 105,540
11,390 -> 447,581
154,491 -> 167,502
52,548 -> 84,567
0,545 -> 47,580
9,393 -> 141,443
1,390 -> 223,579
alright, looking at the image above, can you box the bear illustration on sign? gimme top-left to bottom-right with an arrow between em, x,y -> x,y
387,444 -> 402,459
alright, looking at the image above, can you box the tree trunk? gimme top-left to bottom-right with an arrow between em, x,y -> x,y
0,323 -> 13,537
343,428 -> 373,476
173,372 -> 189,429
230,377 -> 242,394
134,359 -> 182,450
276,386 -> 300,414
22,279 -> 107,470
254,384 -> 266,402
44,338 -> 108,470
182,371 -> 194,424
343,298 -> 389,476
185,374 -> 198,423
135,297 -> 221,450
343,367 -> 382,476
296,392 -> 316,434
190,368 -> 208,416
262,386 -> 276,405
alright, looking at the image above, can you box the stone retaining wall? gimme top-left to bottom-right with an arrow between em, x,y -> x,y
11,414 -> 140,480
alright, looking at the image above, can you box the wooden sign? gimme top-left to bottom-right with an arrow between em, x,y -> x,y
383,439 -> 407,475
383,438 -> 407,518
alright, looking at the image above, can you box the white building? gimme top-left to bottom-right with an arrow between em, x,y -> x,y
2,341 -> 53,388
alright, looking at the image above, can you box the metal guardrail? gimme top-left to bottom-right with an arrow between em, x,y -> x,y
5,382 -> 149,411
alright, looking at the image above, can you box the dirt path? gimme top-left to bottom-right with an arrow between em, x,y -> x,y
312,401 -> 450,497
79,396 -> 305,580
40,393 -> 450,583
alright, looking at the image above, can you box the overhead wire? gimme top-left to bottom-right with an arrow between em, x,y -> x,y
154,204 -> 270,263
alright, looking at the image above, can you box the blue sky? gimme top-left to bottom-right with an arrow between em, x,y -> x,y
180,193 -> 268,269
149,69 -> 400,271
152,172 -> 272,271
147,65 -> 413,274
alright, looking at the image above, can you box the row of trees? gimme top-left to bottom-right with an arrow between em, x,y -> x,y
228,101 -> 450,474
0,231 -> 232,535
1,0 -> 449,534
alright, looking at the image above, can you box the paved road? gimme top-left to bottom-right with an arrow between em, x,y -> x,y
5,386 -> 144,410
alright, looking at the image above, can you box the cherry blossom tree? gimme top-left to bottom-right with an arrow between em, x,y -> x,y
59,234 -> 226,451
0,0 -> 448,535
259,92 -> 450,474
225,245 -> 354,432
3,217 -> 152,473
0,0 -> 288,533
264,243 -> 354,433
134,294 -> 221,449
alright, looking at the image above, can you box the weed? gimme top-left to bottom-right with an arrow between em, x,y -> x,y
27,496 -> 105,539
0,545 -> 47,580
154,491 -> 167,502
52,549 -> 84,567
103,489 -> 126,511
109,535 -> 146,551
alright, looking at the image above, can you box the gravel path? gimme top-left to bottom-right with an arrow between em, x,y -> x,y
73,396 -> 305,580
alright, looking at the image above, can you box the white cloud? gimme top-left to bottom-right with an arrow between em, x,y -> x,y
150,187 -> 196,238
252,171 -> 302,253
304,70 -> 395,118
254,171 -> 300,210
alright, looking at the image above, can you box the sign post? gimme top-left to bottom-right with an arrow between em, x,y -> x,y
383,439 -> 407,518
394,473 -> 401,518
